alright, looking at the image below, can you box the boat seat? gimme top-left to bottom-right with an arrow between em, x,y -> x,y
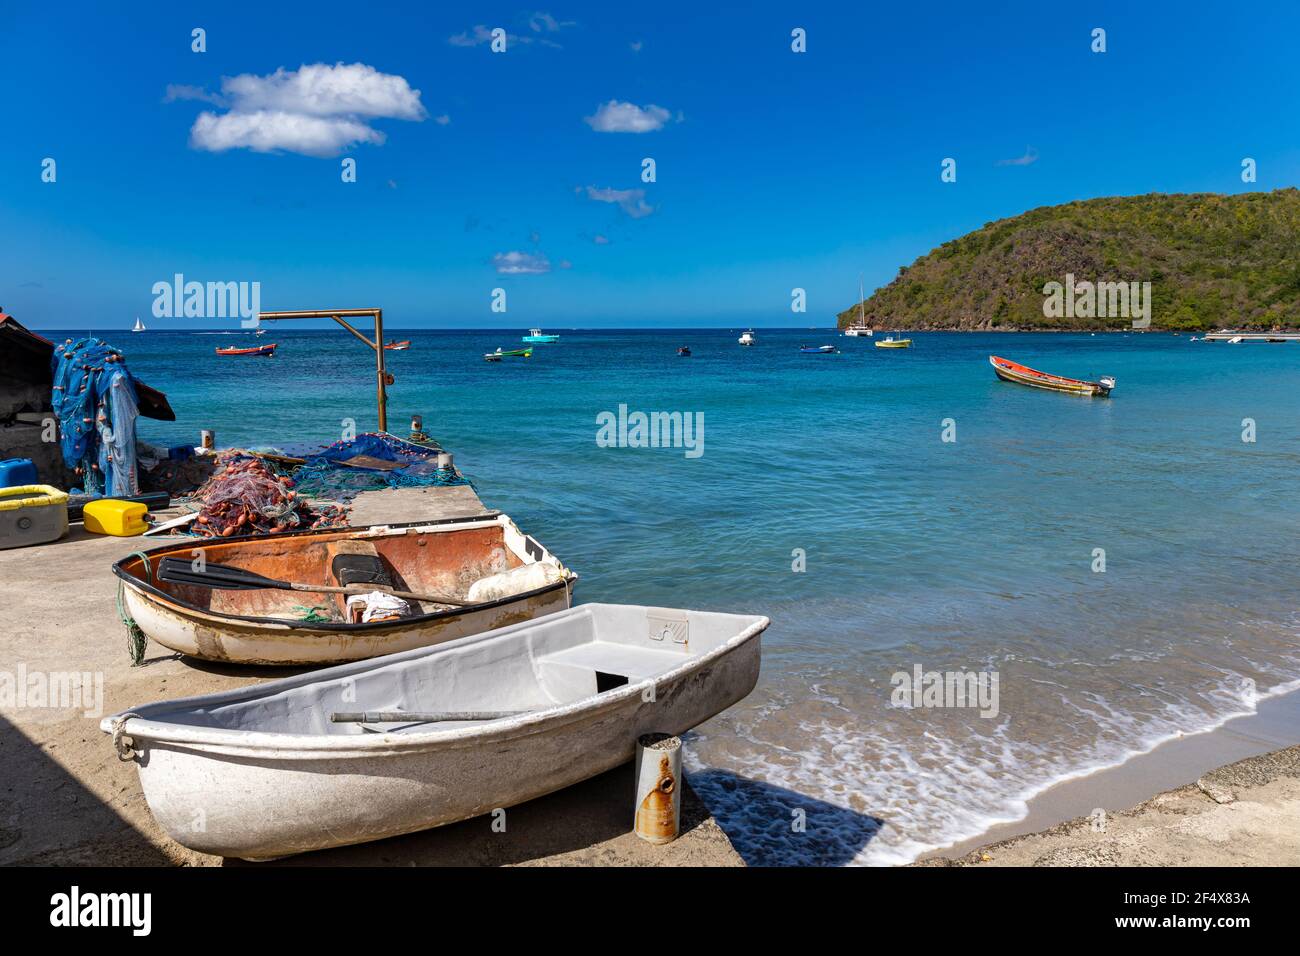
535,642 -> 688,701
538,642 -> 687,679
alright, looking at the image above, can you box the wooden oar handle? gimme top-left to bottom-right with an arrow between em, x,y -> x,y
286,582 -> 469,606
330,711 -> 526,724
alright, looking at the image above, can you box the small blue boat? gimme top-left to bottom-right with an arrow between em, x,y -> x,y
799,345 -> 838,354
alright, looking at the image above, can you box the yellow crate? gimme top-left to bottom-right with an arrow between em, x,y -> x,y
83,498 -> 149,536
0,485 -> 70,549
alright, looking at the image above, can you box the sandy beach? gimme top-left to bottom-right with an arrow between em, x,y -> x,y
923,693 -> 1300,865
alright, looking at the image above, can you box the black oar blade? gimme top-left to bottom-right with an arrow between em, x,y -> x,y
157,557 -> 290,591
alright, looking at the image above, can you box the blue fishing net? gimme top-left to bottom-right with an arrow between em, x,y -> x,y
50,338 -> 141,496
290,432 -> 471,502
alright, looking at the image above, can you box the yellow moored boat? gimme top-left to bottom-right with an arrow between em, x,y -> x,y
875,333 -> 912,349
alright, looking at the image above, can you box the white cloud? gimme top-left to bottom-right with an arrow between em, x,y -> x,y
585,100 -> 671,133
190,110 -> 385,157
163,84 -> 225,106
630,40 -> 643,53
585,185 -> 654,218
593,234 -> 610,244
528,12 -> 575,32
434,114 -> 451,125
996,146 -> 1039,167
180,62 -> 427,157
450,23 -> 563,48
492,251 -> 551,274
220,62 -> 425,119
449,26 -> 496,47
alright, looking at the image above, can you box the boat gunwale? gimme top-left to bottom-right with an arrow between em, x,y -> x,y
110,513 -> 577,633
989,354 -> 1108,393
99,607 -> 769,755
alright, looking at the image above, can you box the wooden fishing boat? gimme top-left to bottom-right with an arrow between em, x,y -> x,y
384,340 -> 411,351
487,346 -> 532,359
990,355 -> 1115,396
215,343 -> 277,357
483,351 -> 502,362
112,513 -> 577,665
799,344 -> 838,354
102,603 -> 767,860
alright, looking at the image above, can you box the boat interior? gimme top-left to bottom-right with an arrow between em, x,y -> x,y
130,605 -> 765,737
119,519 -> 549,622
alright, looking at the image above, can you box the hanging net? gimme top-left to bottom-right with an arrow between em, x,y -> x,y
50,338 -> 142,496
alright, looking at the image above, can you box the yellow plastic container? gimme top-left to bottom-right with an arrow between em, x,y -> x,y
83,498 -> 149,536
0,485 -> 70,550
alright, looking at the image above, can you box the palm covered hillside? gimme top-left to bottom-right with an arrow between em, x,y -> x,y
839,188 -> 1300,331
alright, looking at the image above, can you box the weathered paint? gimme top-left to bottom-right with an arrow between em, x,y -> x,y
634,734 -> 682,844
101,604 -> 767,860
115,514 -> 576,665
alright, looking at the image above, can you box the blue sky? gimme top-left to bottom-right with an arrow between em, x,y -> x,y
2,1 -> 1297,329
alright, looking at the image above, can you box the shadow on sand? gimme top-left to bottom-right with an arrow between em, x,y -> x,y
0,714 -> 173,865
688,768 -> 883,866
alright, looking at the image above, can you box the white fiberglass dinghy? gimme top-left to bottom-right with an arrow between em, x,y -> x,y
102,603 -> 768,860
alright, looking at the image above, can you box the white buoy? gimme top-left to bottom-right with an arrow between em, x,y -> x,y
634,733 -> 682,844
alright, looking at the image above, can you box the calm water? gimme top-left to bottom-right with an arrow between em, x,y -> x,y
67,326 -> 1300,864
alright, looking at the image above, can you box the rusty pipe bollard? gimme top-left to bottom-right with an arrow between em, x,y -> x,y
634,733 -> 682,844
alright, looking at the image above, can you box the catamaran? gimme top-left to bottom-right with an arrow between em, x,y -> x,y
844,275 -> 873,336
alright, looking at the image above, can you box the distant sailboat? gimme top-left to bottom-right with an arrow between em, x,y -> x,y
132,316 -> 146,332
844,275 -> 872,336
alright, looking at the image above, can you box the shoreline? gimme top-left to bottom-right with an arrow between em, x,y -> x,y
918,681 -> 1300,865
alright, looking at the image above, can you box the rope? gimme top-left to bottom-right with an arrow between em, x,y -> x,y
110,711 -> 142,762
119,551 -> 153,666
292,604 -> 335,623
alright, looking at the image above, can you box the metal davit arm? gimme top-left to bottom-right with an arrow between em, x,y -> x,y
256,308 -> 389,432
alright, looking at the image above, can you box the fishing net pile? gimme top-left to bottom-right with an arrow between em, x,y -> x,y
190,455 -> 347,537
50,338 -> 142,497
290,432 -> 471,503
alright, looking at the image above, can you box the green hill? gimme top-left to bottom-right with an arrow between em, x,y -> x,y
839,189 -> 1300,331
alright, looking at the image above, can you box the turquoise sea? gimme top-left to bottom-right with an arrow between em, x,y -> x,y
60,326 -> 1300,864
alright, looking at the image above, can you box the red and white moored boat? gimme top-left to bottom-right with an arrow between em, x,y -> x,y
989,355 -> 1114,396
216,343 -> 277,357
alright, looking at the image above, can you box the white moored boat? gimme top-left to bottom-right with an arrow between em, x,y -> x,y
102,603 -> 768,860
738,329 -> 756,345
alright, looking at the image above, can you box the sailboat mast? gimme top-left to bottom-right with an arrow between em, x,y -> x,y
858,274 -> 866,327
